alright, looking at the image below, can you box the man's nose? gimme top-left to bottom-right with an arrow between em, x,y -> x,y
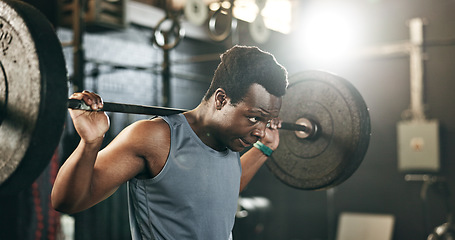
252,122 -> 267,139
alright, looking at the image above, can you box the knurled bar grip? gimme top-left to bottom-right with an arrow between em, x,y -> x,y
67,99 -> 186,116
280,122 -> 307,132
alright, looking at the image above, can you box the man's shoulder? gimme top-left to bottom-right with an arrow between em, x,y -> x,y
128,118 -> 170,137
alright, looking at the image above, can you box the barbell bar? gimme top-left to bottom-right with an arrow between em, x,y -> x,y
67,99 -> 310,134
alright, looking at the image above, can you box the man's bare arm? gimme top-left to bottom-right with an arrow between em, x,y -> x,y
51,121 -> 149,214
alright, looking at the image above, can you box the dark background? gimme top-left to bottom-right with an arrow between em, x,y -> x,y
1,0 -> 455,239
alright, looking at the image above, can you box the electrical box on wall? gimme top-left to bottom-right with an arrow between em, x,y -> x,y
397,120 -> 440,172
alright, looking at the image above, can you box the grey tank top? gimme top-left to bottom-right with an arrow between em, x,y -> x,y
127,114 -> 241,240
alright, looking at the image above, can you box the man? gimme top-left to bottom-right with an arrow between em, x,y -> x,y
52,45 -> 288,240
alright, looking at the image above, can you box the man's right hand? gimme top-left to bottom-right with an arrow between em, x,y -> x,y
69,90 -> 110,144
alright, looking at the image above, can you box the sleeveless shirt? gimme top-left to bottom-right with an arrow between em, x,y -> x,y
127,114 -> 241,240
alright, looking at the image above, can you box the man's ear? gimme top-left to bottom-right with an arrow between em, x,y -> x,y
214,88 -> 228,110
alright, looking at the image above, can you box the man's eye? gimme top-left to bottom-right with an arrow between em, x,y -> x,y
248,117 -> 259,123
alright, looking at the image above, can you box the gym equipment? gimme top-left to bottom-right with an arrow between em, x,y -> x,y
0,0 -> 370,194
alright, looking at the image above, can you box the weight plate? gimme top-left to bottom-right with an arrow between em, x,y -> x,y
184,0 -> 208,26
0,0 -> 67,195
267,70 -> 371,190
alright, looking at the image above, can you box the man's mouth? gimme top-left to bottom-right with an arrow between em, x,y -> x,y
239,138 -> 252,147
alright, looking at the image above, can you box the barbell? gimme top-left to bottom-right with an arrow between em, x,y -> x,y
0,0 -> 371,195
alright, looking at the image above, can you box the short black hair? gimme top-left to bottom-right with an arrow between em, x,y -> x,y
203,45 -> 288,105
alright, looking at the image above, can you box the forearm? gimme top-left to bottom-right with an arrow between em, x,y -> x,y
51,139 -> 103,213
239,146 -> 269,192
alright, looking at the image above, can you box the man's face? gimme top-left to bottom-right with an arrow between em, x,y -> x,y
217,83 -> 282,152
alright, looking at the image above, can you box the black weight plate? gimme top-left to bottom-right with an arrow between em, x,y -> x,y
0,0 -> 67,194
266,70 -> 371,190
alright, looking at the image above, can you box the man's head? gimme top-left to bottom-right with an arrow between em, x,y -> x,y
203,45 -> 288,104
201,46 -> 288,152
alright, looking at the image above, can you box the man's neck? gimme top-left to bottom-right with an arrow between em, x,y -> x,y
184,102 -> 226,151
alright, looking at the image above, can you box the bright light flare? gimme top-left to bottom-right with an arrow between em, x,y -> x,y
300,4 -> 361,63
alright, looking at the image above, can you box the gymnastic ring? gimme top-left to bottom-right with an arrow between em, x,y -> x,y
152,15 -> 185,50
207,5 -> 234,42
